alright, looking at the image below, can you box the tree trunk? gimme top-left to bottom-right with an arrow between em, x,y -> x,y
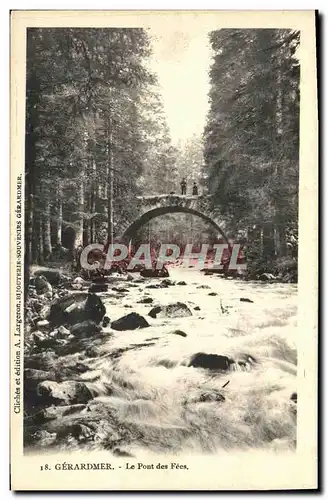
274,224 -> 287,258
25,32 -> 40,267
38,215 -> 44,264
263,223 -> 275,260
24,192 -> 34,298
274,46 -> 287,258
83,193 -> 91,247
28,121 -> 40,264
25,193 -> 34,268
32,195 -> 41,263
43,199 -> 52,259
107,121 -> 114,245
75,175 -> 84,247
54,180 -> 62,246
89,159 -> 96,243
190,214 -> 194,247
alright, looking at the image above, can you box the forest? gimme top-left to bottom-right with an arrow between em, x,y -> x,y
25,27 -> 300,280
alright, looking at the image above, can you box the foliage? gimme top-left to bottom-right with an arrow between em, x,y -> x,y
203,29 -> 300,273
25,28 -> 176,263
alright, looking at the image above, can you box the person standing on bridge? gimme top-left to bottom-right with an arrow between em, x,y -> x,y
180,178 -> 187,195
192,181 -> 198,196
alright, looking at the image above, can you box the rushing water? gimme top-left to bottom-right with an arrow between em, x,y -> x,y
60,267 -> 297,456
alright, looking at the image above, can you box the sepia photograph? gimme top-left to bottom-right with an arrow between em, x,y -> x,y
10,10 -> 318,491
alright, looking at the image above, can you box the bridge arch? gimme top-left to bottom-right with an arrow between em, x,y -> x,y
118,195 -> 230,246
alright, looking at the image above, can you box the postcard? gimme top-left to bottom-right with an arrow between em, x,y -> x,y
10,9 -> 318,491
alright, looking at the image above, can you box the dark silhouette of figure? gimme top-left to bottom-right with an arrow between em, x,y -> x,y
192,181 -> 198,196
180,178 -> 187,195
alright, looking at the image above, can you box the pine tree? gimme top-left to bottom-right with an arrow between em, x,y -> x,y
203,29 -> 300,270
25,27 -> 160,264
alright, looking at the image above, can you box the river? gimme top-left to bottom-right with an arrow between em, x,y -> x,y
63,266 -> 298,456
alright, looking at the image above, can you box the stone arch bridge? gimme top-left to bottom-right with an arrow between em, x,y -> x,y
118,194 -> 230,244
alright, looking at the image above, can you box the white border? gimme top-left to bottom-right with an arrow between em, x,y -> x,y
3,2 -> 323,498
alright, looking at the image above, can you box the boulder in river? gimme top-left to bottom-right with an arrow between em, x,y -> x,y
188,352 -> 234,371
290,392 -> 297,415
56,423 -> 95,441
170,302 -> 192,317
55,325 -> 71,338
73,277 -> 86,285
36,319 -> 50,329
191,390 -> 225,403
34,268 -> 61,286
70,320 -> 101,338
148,306 -> 162,318
36,404 -> 87,423
148,302 -> 192,319
170,329 -> 187,338
240,297 -> 254,303
177,281 -> 187,286
48,292 -> 106,326
33,331 -> 58,349
259,273 -> 276,281
290,392 -> 297,403
36,380 -> 93,406
24,368 -> 58,408
111,312 -> 150,331
145,283 -> 169,289
27,429 -> 56,446
113,448 -> 134,458
85,341 -> 108,358
161,278 -> 175,286
137,297 -> 153,304
196,285 -> 210,289
35,275 -> 52,295
208,292 -> 218,296
24,368 -> 57,392
89,283 -> 108,293
48,329 -> 74,343
198,390 -> 225,403
28,298 -> 44,315
140,266 -> 169,278
112,286 -> 129,293
25,351 -> 58,371
102,315 -> 110,327
71,283 -> 83,290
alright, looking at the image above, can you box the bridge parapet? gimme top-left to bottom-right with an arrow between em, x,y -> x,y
135,194 -> 215,214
